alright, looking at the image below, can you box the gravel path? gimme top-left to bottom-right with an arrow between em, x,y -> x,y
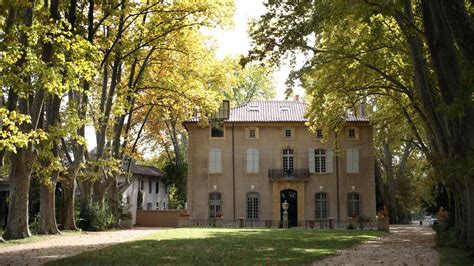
0,227 -> 166,265
314,225 -> 440,265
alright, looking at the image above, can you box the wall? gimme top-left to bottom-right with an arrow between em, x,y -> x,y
186,121 -> 376,222
135,210 -> 181,227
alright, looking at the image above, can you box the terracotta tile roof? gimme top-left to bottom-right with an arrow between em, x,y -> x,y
185,100 -> 369,123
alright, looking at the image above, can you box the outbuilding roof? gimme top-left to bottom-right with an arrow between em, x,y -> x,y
186,100 -> 368,123
123,163 -> 164,177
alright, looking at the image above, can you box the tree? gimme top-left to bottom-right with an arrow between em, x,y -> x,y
247,0 -> 474,247
224,62 -> 276,106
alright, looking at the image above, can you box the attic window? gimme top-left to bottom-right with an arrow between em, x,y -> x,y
280,106 -> 290,112
249,105 -> 260,112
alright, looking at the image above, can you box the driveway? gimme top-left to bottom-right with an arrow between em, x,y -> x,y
0,227 -> 166,265
314,225 -> 440,265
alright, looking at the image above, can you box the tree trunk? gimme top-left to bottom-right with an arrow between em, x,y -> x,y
78,178 -> 93,218
60,173 -> 77,230
466,179 -> 474,248
93,182 -> 106,209
2,148 -> 34,240
38,179 -> 60,235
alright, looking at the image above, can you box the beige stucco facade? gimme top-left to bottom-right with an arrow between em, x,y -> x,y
185,121 -> 376,222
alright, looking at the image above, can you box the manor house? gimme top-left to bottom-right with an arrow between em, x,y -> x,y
183,99 -> 375,226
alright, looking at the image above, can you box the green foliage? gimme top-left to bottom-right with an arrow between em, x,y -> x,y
77,204 -> 117,232
224,62 -> 276,106
433,221 -> 457,248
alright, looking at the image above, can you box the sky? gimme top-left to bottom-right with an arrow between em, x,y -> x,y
209,0 -> 305,100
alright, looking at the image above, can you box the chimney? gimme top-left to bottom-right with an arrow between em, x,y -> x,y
293,95 -> 300,102
359,101 -> 366,116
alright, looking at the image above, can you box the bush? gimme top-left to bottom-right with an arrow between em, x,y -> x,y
29,213 -> 40,234
433,221 -> 457,247
78,204 -> 117,231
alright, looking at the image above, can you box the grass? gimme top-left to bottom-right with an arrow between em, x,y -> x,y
49,228 -> 385,265
0,230 -> 81,247
437,246 -> 474,265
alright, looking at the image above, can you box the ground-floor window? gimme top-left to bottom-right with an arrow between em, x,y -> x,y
246,192 -> 259,219
209,192 -> 221,218
315,192 -> 328,219
347,192 -> 360,217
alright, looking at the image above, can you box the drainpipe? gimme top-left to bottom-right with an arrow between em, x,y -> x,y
232,123 -> 236,221
336,131 -> 340,222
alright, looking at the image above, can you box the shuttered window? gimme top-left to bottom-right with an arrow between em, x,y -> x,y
308,148 -> 333,173
246,148 -> 259,173
209,148 -> 222,174
346,148 -> 359,173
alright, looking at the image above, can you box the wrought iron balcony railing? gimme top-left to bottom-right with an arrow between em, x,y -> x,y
268,169 -> 310,180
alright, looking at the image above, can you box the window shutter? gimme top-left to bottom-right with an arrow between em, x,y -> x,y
326,149 -> 334,173
209,149 -> 222,173
246,149 -> 253,173
346,149 -> 353,173
353,149 -> 359,173
254,149 -> 259,173
308,148 -> 315,173
209,149 -> 214,173
216,149 -> 222,173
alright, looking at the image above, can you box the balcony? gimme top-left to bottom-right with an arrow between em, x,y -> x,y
268,169 -> 310,181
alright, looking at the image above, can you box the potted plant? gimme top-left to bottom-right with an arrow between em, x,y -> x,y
215,211 -> 223,227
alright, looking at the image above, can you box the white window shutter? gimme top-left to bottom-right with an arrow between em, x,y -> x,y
209,149 -> 214,173
326,149 -> 334,173
346,149 -> 353,173
308,148 -> 315,173
246,149 -> 253,173
353,149 -> 359,173
216,149 -> 222,173
254,149 -> 259,173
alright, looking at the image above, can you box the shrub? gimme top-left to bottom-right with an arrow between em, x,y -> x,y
433,221 -> 457,247
78,204 -> 117,231
29,213 -> 40,234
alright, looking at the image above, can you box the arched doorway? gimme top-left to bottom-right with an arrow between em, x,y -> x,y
280,189 -> 298,227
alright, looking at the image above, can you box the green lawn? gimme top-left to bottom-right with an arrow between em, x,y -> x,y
49,228 -> 385,265
437,246 -> 474,265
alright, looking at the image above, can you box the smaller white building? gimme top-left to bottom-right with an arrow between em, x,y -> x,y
118,163 -> 168,224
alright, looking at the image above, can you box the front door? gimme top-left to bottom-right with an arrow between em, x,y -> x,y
280,189 -> 298,227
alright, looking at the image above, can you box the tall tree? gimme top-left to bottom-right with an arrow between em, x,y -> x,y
247,0 -> 474,247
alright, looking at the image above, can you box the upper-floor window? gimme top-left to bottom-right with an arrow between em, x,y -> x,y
209,148 -> 222,174
284,128 -> 293,138
346,148 -> 359,173
156,181 -> 159,194
246,127 -> 259,139
316,129 -> 323,139
283,149 -> 294,173
308,148 -> 333,173
211,121 -> 224,138
148,180 -> 152,193
347,127 -> 358,139
140,180 -> 144,191
315,149 -> 326,173
246,148 -> 259,173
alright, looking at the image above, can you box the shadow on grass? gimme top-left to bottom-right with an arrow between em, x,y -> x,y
48,228 -> 384,265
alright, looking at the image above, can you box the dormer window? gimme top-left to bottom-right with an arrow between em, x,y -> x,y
280,106 -> 290,112
249,105 -> 260,112
316,129 -> 323,139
